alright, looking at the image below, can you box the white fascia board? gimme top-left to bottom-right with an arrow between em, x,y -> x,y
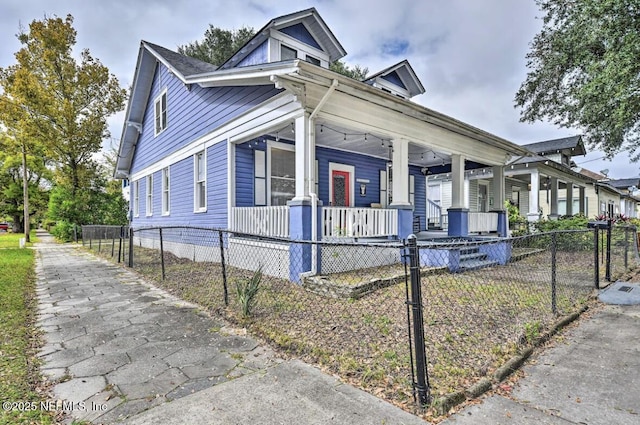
129,92 -> 300,182
186,63 -> 301,87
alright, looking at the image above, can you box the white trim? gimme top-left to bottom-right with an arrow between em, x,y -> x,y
145,174 -> 153,216
161,166 -> 170,216
328,162 -> 355,207
227,140 -> 235,224
194,150 -> 207,213
269,28 -> 330,67
154,89 -> 167,136
130,92 -> 299,182
133,180 -> 140,217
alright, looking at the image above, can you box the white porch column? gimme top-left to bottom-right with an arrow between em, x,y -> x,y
566,182 -> 574,216
492,165 -> 505,209
390,138 -> 410,206
293,113 -> 312,201
451,154 -> 466,208
549,177 -> 559,219
527,170 -> 540,222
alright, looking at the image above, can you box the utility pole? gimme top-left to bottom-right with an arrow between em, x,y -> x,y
21,138 -> 30,242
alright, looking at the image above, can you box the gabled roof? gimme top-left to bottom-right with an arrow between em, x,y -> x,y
523,135 -> 586,156
220,8 -> 347,70
608,178 -> 640,190
578,168 -> 608,181
363,60 -> 425,98
144,41 -> 218,76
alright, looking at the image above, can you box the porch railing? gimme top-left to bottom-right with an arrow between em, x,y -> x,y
323,207 -> 398,238
468,212 -> 498,234
427,199 -> 446,229
230,206 -> 290,238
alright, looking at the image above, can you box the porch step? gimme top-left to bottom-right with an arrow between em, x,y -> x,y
458,258 -> 499,272
459,252 -> 487,262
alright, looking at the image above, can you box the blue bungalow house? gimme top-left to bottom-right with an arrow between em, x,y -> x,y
115,8 -> 531,280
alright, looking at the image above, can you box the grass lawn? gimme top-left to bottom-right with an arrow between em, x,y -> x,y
0,237 -> 55,424
0,231 -> 36,249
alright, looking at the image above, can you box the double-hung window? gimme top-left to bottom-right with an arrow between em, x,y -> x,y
269,146 -> 295,206
154,90 -> 167,135
194,151 -> 206,211
161,167 -> 170,215
146,175 -> 153,216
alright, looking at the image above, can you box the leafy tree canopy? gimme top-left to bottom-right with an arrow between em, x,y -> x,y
178,26 -> 255,67
0,14 -> 127,194
515,0 -> 640,160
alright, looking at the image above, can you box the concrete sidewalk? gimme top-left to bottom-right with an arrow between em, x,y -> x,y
441,302 -> 640,425
34,231 -> 427,425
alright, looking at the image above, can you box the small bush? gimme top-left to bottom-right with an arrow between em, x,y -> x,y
235,266 -> 262,318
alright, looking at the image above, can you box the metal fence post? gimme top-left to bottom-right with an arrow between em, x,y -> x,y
624,226 -> 629,270
594,227 -> 600,290
606,220 -> 612,281
128,227 -> 134,268
407,235 -> 430,406
117,226 -> 123,263
551,232 -> 557,314
218,230 -> 229,306
159,228 -> 166,280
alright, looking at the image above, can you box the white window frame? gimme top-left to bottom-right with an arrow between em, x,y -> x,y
194,151 -> 207,212
161,167 -> 170,216
268,28 -> 330,68
154,89 -> 167,136
146,175 -> 153,216
409,174 -> 415,206
266,141 -> 296,206
133,180 -> 140,217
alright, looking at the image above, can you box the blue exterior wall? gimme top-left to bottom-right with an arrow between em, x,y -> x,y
279,23 -> 322,50
382,71 -> 406,89
233,137 -> 427,229
237,41 -> 268,67
130,62 -> 280,174
130,142 -> 228,229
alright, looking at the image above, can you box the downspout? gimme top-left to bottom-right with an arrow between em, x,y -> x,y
304,79 -> 339,276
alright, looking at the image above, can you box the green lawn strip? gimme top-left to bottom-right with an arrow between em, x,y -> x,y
0,231 -> 38,249
0,249 -> 55,425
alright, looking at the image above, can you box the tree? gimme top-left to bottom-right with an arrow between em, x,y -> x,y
180,25 -> 368,79
330,60 -> 368,80
515,0 -> 640,160
0,14 -> 127,197
0,131 -> 50,232
178,26 -> 255,67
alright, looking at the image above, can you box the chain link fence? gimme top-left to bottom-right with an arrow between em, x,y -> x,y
81,224 -> 639,415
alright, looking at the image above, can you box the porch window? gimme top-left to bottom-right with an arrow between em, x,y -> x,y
305,55 -> 321,66
146,175 -> 153,216
194,151 -> 206,211
154,90 -> 167,135
270,147 -> 295,206
162,167 -> 170,215
254,150 -> 266,205
133,180 -> 139,217
409,175 -> 415,205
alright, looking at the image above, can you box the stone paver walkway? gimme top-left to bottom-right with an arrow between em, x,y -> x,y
35,232 -> 280,423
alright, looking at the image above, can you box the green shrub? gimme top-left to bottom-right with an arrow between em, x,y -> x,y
235,266 -> 263,318
50,220 -> 79,242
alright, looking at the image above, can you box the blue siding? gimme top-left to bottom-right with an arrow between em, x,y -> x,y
208,142 -> 228,228
237,41 -> 268,67
279,23 -> 322,50
382,71 -> 407,90
235,140 -> 261,207
130,142 -> 229,229
231,139 -> 426,228
130,62 -> 280,174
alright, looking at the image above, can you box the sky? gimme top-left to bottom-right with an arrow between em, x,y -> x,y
1,0 -> 637,179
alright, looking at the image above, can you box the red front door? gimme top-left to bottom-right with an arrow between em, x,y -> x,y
332,170 -> 350,207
